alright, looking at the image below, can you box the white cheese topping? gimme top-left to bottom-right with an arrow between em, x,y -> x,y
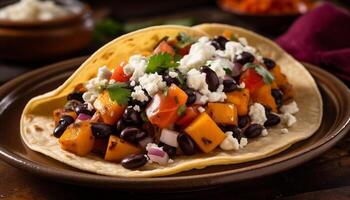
168,71 -> 178,78
131,86 -> 149,102
179,37 -> 215,73
197,106 -> 206,113
207,84 -> 226,102
280,101 -> 299,114
239,138 -> 248,148
249,103 -> 267,125
186,69 -> 209,93
207,58 -> 233,80
138,73 -> 166,96
281,113 -> 297,127
220,132 -> 240,151
0,0 -> 69,21
123,55 -> 148,81
261,129 -> 268,136
133,105 -> 141,112
238,82 -> 246,89
82,66 -> 112,103
281,128 -> 289,134
97,66 -> 112,81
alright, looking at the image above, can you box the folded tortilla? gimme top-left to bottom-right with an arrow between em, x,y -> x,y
20,24 -> 322,177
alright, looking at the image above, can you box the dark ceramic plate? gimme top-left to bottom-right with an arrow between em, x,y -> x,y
0,57 -> 349,192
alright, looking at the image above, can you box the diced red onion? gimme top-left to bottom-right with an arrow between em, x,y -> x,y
160,129 -> 179,148
194,92 -> 204,105
138,137 -> 154,149
231,62 -> 242,77
224,75 -> 234,81
76,113 -> 91,122
147,147 -> 169,165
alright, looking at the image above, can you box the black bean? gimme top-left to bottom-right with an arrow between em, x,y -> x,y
121,154 -> 148,169
244,124 -> 264,138
161,143 -> 177,158
236,51 -> 255,65
59,115 -> 75,126
263,105 -> 272,114
142,122 -> 155,137
53,123 -> 67,138
264,113 -> 281,127
238,115 -> 250,128
163,74 -> 180,86
271,89 -> 284,108
223,79 -> 238,92
211,36 -> 228,50
130,100 -> 148,108
185,89 -> 196,105
75,104 -> 94,116
177,133 -> 196,155
122,107 -> 142,125
67,91 -> 84,102
64,100 -> 82,111
115,119 -> 126,135
263,57 -> 276,70
201,67 -> 220,91
120,127 -> 142,143
91,123 -> 115,139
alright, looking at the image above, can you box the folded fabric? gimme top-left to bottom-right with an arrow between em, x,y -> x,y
276,2 -> 350,84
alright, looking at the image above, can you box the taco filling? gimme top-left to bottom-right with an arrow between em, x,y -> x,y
52,31 -> 299,170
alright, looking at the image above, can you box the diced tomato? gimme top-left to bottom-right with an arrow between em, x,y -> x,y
111,61 -> 129,82
176,106 -> 200,128
240,68 -> 264,93
178,44 -> 191,56
154,41 -> 175,56
146,84 -> 188,128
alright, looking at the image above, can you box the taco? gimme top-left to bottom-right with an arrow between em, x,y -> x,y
20,24 -> 322,177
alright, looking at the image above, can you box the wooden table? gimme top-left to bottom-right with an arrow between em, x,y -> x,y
1,133 -> 349,200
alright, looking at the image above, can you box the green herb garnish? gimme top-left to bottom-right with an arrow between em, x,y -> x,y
141,111 -> 149,122
177,32 -> 194,48
146,52 -> 179,73
107,83 -> 131,106
163,86 -> 169,97
224,68 -> 232,75
177,105 -> 187,116
174,96 -> 179,104
243,63 -> 275,84
231,34 -> 239,42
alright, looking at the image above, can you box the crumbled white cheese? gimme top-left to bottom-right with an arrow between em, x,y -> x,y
197,106 -> 206,113
0,0 -> 69,21
218,41 -> 245,61
179,37 -> 215,73
238,37 -> 248,46
82,92 -> 98,104
138,73 -> 166,96
146,143 -> 162,151
207,58 -> 233,80
249,103 -> 267,125
239,138 -> 248,148
281,128 -> 289,134
280,101 -> 299,114
123,55 -> 148,81
131,86 -> 149,102
207,84 -> 226,102
186,69 -> 209,93
109,79 -> 116,84
130,80 -> 136,87
97,66 -> 112,81
281,113 -> 297,127
220,132 -> 240,151
198,95 -> 209,105
168,71 -> 178,78
83,66 -> 112,103
261,129 -> 268,136
238,82 -> 246,89
133,105 -> 141,112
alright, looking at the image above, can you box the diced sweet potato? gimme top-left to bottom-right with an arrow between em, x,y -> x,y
206,103 -> 238,125
251,84 -> 277,112
93,91 -> 125,125
226,88 -> 250,116
185,113 -> 226,153
59,122 -> 95,156
270,65 -> 293,100
53,108 -> 77,126
104,135 -> 141,162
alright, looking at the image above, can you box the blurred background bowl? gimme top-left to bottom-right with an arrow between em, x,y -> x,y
0,0 -> 93,62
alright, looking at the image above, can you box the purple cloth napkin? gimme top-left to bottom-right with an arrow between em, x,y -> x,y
276,3 -> 350,83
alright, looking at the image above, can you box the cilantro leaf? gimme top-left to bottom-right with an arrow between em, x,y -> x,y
177,32 -> 194,48
230,34 -> 239,42
177,105 -> 187,116
146,52 -> 179,73
107,83 -> 131,105
223,68 -> 232,75
243,63 -> 275,84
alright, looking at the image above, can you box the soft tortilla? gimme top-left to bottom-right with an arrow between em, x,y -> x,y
20,24 -> 322,177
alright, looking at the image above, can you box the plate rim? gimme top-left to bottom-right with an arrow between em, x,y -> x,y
0,56 -> 349,190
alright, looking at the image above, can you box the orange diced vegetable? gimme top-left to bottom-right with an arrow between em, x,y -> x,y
104,135 -> 141,162
206,103 -> 238,125
59,122 -> 95,156
153,41 -> 175,56
53,108 -> 77,126
93,91 -> 125,125
270,65 -> 293,100
226,88 -> 250,116
251,84 -> 277,112
185,113 -> 226,153
222,30 -> 233,40
146,84 -> 188,128
176,106 -> 200,128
